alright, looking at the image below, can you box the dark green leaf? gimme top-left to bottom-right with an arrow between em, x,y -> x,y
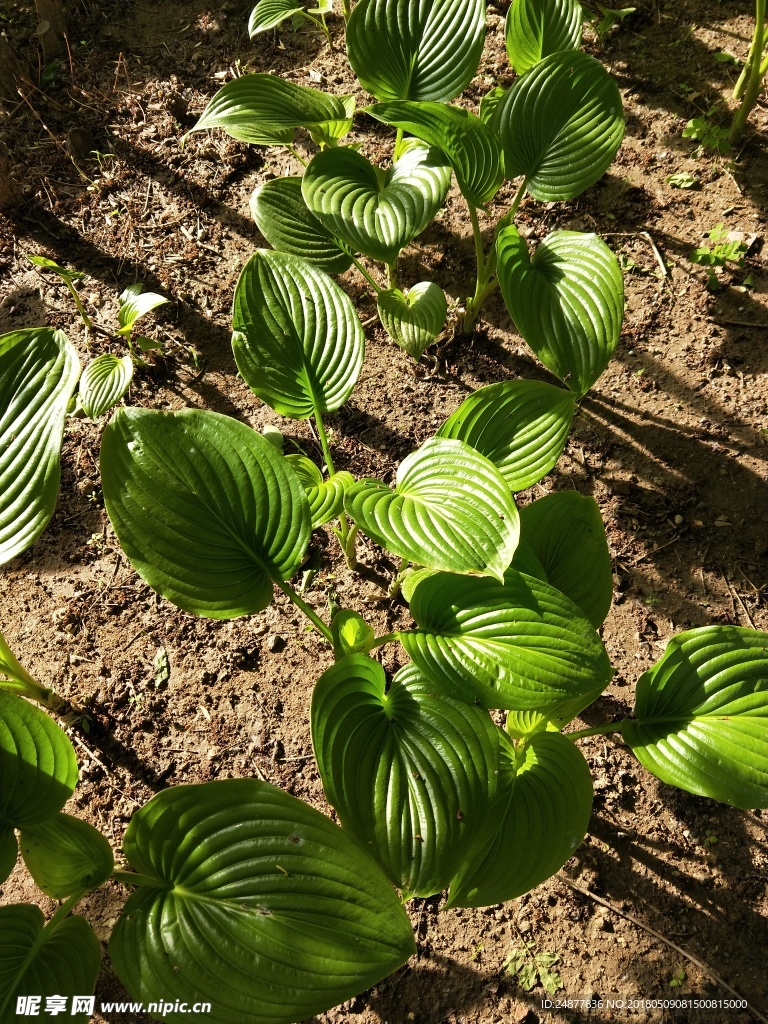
0,827 -> 17,884
285,455 -> 353,528
249,0 -> 304,36
78,354 -> 133,419
505,0 -> 582,75
20,813 -> 114,899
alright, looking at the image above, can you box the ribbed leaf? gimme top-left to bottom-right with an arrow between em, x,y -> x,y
0,328 -> 80,565
347,0 -> 486,102
285,455 -> 353,528
494,51 -> 624,201
368,101 -> 503,207
250,177 -> 353,274
117,284 -> 168,333
0,827 -> 17,884
312,657 -> 499,897
624,626 -> 768,809
437,379 -> 575,492
505,0 -> 583,75
0,906 -> 101,1023
78,354 -> 133,419
110,779 -> 416,1024
249,0 -> 303,35
190,74 -> 355,146
101,408 -> 312,618
302,144 -> 450,265
520,491 -> 612,628
497,227 -> 624,397
20,813 -> 114,899
232,250 -> 365,419
0,692 -> 78,830
400,569 -> 612,712
345,438 -> 519,580
377,282 -> 447,359
447,730 -> 592,906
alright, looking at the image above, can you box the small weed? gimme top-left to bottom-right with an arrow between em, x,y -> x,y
669,968 -> 686,988
666,171 -> 700,189
682,108 -> 731,155
690,223 -> 748,290
471,942 -> 483,962
505,941 -> 563,995
645,592 -> 662,606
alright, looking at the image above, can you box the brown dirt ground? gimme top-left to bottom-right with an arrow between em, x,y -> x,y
1,1 -> 768,1023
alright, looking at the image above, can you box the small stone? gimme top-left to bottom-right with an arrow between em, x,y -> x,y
517,918 -> 531,934
267,634 -> 286,653
674,514 -> 684,525
76,477 -> 97,497
611,480 -> 632,496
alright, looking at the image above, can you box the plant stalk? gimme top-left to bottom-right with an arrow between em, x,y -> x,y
341,0 -> 351,20
277,580 -> 334,643
112,869 -> 164,889
314,409 -> 358,568
567,721 -> 628,741
730,0 -> 766,144
287,144 -> 308,167
0,633 -> 59,707
351,256 -> 382,295
66,279 -> 92,330
386,262 -> 397,289
369,631 -> 400,649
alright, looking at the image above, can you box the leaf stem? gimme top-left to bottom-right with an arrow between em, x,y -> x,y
508,177 -> 528,220
313,408 -> 336,476
351,256 -> 382,295
567,721 -> 628,741
369,631 -> 400,649
276,580 -> 334,644
0,633 -> 59,707
111,869 -> 163,889
387,262 -> 398,289
287,144 -> 308,168
341,0 -> 351,20
730,0 -> 766,143
315,409 -> 358,568
66,279 -> 93,330
394,127 -> 405,161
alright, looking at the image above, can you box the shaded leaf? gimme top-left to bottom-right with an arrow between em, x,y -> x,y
249,0 -> 304,36
377,281 -> 447,359
285,454 -> 353,528
20,813 -> 114,899
78,354 -> 134,419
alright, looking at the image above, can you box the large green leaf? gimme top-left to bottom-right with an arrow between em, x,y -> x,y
0,827 -> 17,884
345,438 -> 519,581
110,779 -> 416,1024
624,626 -> 768,809
400,569 -> 612,712
520,491 -> 612,628
20,813 -> 114,899
302,144 -> 450,265
347,0 -> 486,102
312,656 -> 499,897
447,730 -> 592,906
0,328 -> 80,565
78,353 -> 133,419
436,379 -> 575,492
494,51 -> 624,201
101,408 -> 312,618
497,227 -> 624,397
248,0 -> 303,36
368,101 -> 503,207
377,282 -> 447,359
250,177 -> 354,275
505,0 -> 583,75
284,455 -> 353,529
0,906 -> 101,1024
232,250 -> 365,419
190,74 -> 355,146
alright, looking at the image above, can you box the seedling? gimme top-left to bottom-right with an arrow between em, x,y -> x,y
669,968 -> 686,988
505,941 -> 563,995
27,254 -> 92,330
666,171 -> 700,189
585,3 -> 636,40
682,108 -> 731,155
689,223 -> 749,289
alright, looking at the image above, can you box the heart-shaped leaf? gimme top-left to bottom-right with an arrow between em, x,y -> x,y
347,0 -> 486,102
447,730 -> 592,906
505,0 -> 583,75
493,51 -> 624,201
250,177 -> 354,274
20,813 -> 114,899
78,354 -> 133,419
437,379 -> 575,492
345,437 -> 519,580
0,328 -> 80,565
331,610 -> 376,658
377,282 -> 447,359
249,0 -> 303,36
400,569 -> 612,712
302,144 -> 450,265
624,626 -> 768,808
232,250 -> 365,419
109,779 -> 416,1024
497,226 -> 624,397
285,454 -> 353,528
520,491 -> 612,628
368,101 -> 503,207
190,74 -> 355,146
101,408 -> 312,618
312,656 -> 499,897
117,284 -> 168,335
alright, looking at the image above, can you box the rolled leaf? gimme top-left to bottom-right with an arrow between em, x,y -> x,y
377,281 -> 447,359
505,0 -> 583,75
284,455 -> 353,528
117,284 -> 168,334
109,779 -> 416,1024
78,354 -> 134,419
20,813 -> 114,899
101,408 -> 312,618
249,0 -> 304,36
331,611 -> 376,657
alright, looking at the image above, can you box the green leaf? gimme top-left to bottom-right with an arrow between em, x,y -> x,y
0,906 -> 101,1023
0,691 -> 78,830
117,283 -> 168,334
0,328 -> 80,565
346,0 -> 486,102
250,177 -> 354,275
284,454 -> 354,528
20,813 -> 114,899
520,491 -> 612,628
447,730 -> 593,906
436,380 -> 575,492
331,611 -> 376,657
479,86 -> 506,126
0,827 -> 17,884
302,144 -> 450,265
377,282 -> 447,359
78,354 -> 134,419
345,437 -> 519,581
496,227 -> 624,397
190,74 -> 355,146
624,626 -> 768,808
232,250 -> 365,420
401,569 -> 613,712
100,408 -> 312,618
666,171 -> 700,189
312,656 -> 499,897
368,101 -> 503,207
494,51 -> 624,202
109,779 -> 416,1024
505,0 -> 582,75
26,254 -> 84,283
249,0 -> 304,36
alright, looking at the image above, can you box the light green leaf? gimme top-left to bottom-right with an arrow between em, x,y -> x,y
377,282 -> 447,359
345,437 -> 519,581
284,454 -> 353,528
312,656 -> 499,897
109,779 -> 416,1024
0,827 -> 17,884
479,86 -> 506,126
624,626 -> 768,808
78,354 -> 134,419
347,0 -> 486,102
117,283 -> 168,334
26,254 -> 84,283
496,227 -> 624,397
436,379 -> 575,492
331,611 -> 376,657
249,0 -> 304,36
505,0 -> 582,75
100,408 -> 312,618
518,961 -> 538,990
20,812 -> 114,899
0,328 -> 80,565
232,250 -> 365,419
